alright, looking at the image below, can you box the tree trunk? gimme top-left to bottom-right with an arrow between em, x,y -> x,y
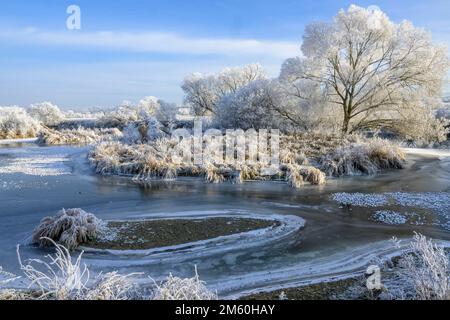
342,115 -> 350,135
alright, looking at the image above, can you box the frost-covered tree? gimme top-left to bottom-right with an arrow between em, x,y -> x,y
215,79 -> 281,130
28,102 -> 64,126
101,98 -> 160,127
282,5 -> 449,134
182,64 -> 267,116
157,100 -> 179,123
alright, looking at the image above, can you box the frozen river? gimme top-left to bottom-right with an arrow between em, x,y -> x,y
1,141 -> 450,297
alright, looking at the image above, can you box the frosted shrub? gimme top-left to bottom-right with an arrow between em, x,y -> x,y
28,102 -> 64,126
32,209 -> 104,250
100,98 -> 161,128
152,268 -> 218,300
320,139 -> 405,176
122,117 -> 167,144
0,106 -> 41,139
396,233 -> 450,300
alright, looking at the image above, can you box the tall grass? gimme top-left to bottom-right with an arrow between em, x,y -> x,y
16,239 -> 136,300
151,267 -> 218,300
320,138 -> 405,176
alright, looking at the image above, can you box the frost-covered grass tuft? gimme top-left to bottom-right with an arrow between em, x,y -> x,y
152,268 -> 218,300
37,127 -> 123,146
16,239 -> 136,300
320,139 -> 405,177
84,272 -> 136,300
285,165 -> 304,188
32,209 -> 104,250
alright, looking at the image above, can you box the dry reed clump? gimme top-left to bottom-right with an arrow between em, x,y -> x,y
151,267 -> 218,300
319,138 -> 405,177
299,166 -> 326,185
89,138 -> 328,189
280,132 -> 361,161
32,208 -> 104,250
16,239 -> 136,300
37,127 -> 123,146
394,233 -> 450,300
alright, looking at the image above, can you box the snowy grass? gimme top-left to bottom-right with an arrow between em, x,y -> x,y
383,234 -> 450,300
37,127 -> 122,146
89,134 -> 329,189
1,241 -> 216,300
16,239 -> 136,300
32,209 -> 104,250
151,267 -> 218,300
320,138 -> 405,176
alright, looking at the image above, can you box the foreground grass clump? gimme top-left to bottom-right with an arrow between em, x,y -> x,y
37,127 -> 123,146
1,241 -> 217,300
152,267 -> 218,300
393,233 -> 450,300
14,239 -> 136,300
319,138 -> 405,176
32,209 -> 104,250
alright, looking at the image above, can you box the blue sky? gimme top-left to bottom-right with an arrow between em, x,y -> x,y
0,0 -> 449,109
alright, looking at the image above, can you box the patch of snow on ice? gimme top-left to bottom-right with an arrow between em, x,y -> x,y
372,211 -> 407,225
332,193 -> 389,207
0,155 -> 71,176
386,192 -> 450,216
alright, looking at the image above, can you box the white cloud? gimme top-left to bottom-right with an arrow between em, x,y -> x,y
0,28 -> 300,58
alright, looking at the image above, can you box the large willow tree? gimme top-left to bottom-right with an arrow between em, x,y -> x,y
281,5 -> 449,134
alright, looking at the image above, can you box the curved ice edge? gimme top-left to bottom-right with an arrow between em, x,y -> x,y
216,238 -> 450,299
80,212 -> 305,263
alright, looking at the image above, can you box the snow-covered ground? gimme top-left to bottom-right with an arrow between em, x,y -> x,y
0,138 -> 37,145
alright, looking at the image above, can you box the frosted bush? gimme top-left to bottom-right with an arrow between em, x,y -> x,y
0,106 -> 41,139
122,117 -> 167,144
320,139 -> 405,176
388,233 -> 450,300
152,268 -> 217,300
32,208 -> 104,250
100,98 -> 161,128
28,102 -> 64,126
